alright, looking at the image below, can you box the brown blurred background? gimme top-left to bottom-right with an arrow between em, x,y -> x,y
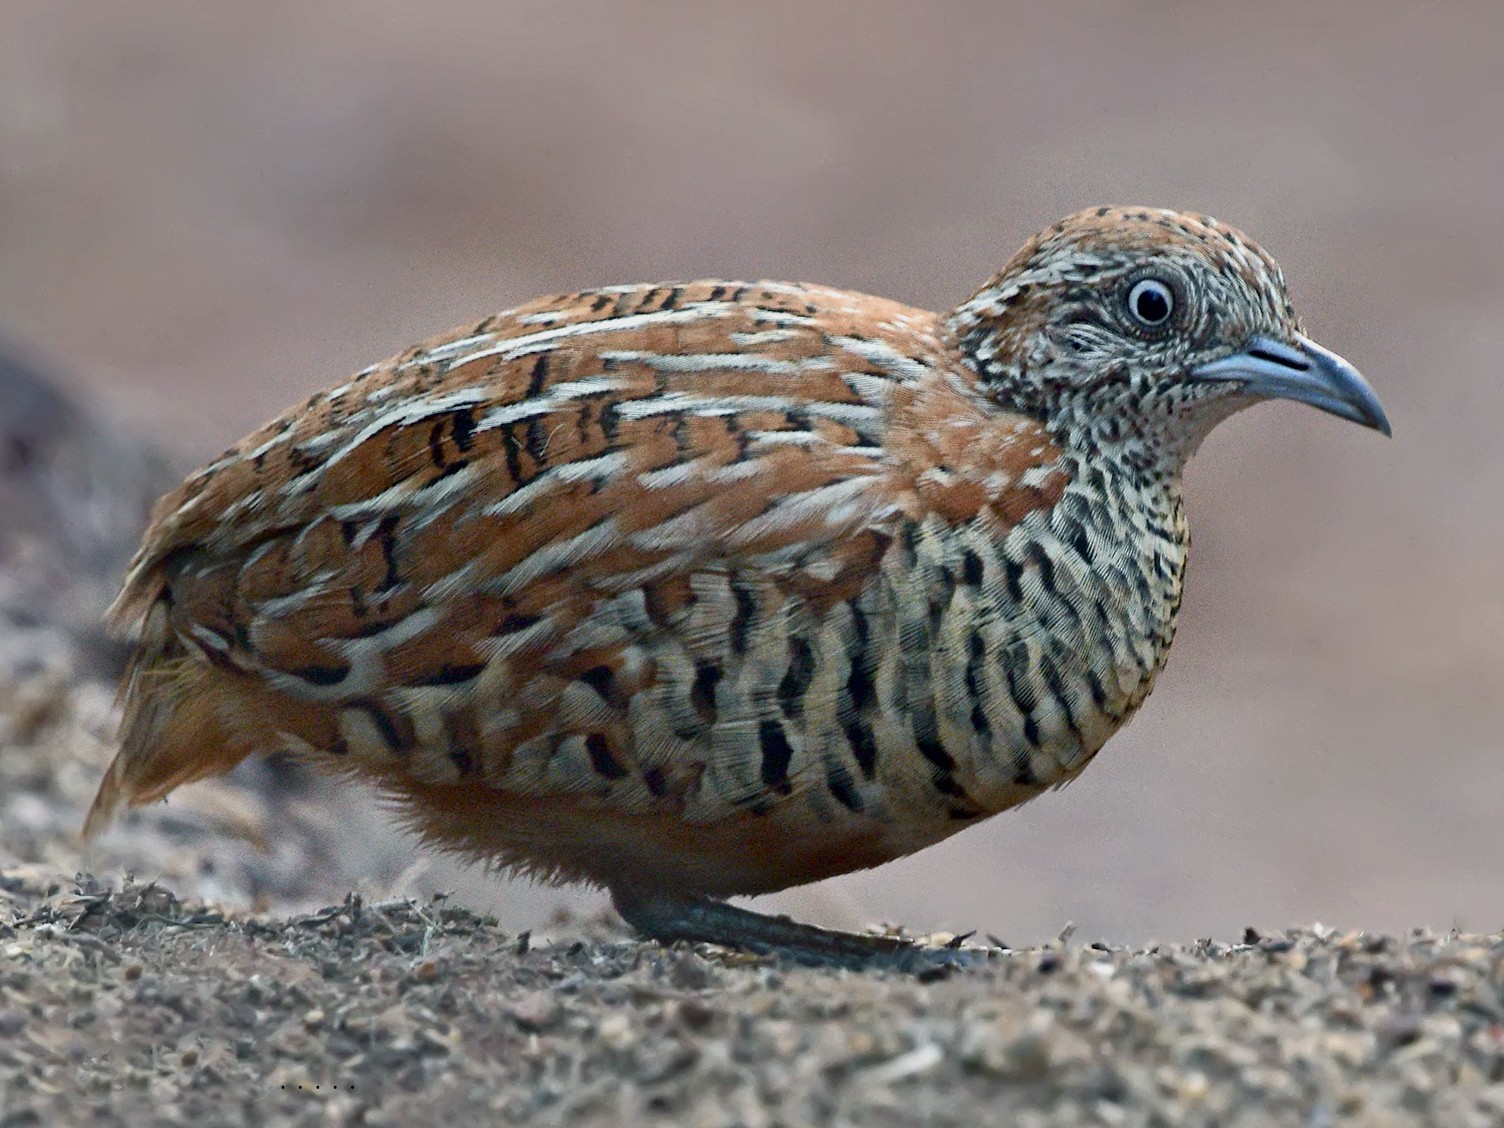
3,0 -> 1500,944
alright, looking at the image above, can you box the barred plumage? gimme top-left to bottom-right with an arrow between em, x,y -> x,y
86,208 -> 1389,965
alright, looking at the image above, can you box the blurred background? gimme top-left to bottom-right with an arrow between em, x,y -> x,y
1,0 -> 1500,945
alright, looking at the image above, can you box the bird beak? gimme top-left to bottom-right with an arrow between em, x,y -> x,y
1191,334 -> 1391,436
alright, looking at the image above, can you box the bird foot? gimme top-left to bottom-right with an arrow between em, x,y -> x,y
610,888 -> 995,973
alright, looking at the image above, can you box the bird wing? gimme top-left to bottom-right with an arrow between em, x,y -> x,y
117,280 -> 939,666
103,283 -> 974,808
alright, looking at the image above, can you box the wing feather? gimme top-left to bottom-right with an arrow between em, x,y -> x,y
93,279 -> 1067,845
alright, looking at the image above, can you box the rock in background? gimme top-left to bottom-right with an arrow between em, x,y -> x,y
0,342 -> 173,680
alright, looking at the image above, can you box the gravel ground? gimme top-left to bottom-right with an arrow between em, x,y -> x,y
1,876 -> 1502,1127
1,653 -> 1503,1126
0,664 -> 1501,1127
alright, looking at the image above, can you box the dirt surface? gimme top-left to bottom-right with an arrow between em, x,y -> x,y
2,875 -> 1502,1127
2,668 -> 1502,1125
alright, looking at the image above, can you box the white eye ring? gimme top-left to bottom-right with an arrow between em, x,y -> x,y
1126,278 -> 1175,328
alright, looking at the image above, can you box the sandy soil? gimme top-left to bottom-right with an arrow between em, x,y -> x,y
4,874 -> 1503,1127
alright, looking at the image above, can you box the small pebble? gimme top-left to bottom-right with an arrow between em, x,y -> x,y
508,991 -> 560,1031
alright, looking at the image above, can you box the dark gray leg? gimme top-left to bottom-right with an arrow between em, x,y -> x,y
610,887 -> 988,972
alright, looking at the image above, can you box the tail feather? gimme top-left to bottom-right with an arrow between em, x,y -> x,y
83,599 -> 260,838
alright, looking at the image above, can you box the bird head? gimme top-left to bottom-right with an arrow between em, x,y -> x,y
947,206 -> 1390,465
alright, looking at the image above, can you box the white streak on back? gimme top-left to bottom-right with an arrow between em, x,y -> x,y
598,351 -> 834,376
485,518 -> 623,595
826,335 -> 933,384
447,305 -> 742,369
323,388 -> 494,469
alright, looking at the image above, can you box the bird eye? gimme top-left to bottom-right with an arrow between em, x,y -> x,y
1125,278 -> 1175,329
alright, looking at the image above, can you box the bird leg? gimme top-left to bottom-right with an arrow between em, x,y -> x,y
609,887 -> 985,972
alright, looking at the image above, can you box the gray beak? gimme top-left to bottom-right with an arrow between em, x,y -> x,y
1191,335 -> 1391,436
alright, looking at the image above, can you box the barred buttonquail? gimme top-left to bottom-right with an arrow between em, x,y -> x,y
86,207 -> 1389,966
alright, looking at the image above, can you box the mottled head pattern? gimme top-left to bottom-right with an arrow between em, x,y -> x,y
948,206 -> 1300,460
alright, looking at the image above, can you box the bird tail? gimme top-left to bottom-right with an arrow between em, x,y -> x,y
83,597 -> 261,838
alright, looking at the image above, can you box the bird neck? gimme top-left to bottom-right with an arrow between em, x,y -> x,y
945,304 -> 1247,482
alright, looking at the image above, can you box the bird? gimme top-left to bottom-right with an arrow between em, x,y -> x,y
84,206 -> 1389,966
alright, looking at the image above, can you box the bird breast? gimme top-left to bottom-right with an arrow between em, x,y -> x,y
817,459 -> 1188,826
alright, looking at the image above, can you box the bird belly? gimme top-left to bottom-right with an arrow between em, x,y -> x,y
369,767 -> 968,898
